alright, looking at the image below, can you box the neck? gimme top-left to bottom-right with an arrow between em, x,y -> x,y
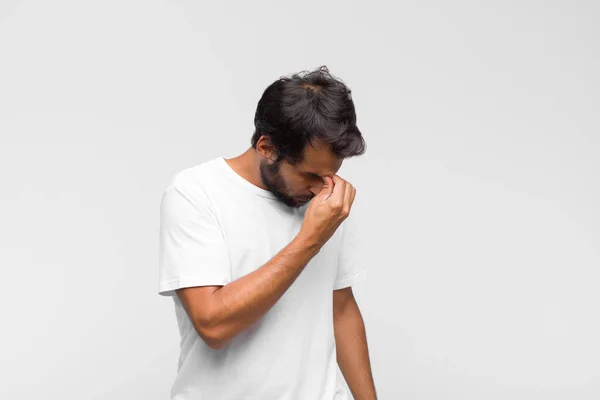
225,147 -> 268,191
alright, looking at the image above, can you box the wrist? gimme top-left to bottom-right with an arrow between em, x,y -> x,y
293,232 -> 322,255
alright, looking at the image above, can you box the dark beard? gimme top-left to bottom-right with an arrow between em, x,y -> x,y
259,159 -> 301,208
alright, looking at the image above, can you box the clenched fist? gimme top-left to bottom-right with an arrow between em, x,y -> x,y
297,175 -> 356,248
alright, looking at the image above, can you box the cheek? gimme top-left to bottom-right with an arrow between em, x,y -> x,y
277,165 -> 308,193
282,175 -> 306,194
285,177 -> 303,191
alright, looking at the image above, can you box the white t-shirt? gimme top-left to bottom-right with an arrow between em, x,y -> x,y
158,156 -> 366,400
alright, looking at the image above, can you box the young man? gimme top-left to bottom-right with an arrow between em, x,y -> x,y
158,66 -> 376,399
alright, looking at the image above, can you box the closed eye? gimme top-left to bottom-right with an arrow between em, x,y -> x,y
304,173 -> 321,180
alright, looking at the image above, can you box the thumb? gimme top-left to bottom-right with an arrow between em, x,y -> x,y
318,176 -> 334,199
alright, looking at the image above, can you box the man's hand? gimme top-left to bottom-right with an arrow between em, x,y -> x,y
297,175 -> 357,247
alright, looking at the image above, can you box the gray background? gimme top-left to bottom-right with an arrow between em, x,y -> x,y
1,0 -> 599,399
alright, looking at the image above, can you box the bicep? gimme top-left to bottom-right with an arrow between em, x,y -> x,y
333,286 -> 355,317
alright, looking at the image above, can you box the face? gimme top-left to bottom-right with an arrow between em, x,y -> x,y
259,142 -> 343,208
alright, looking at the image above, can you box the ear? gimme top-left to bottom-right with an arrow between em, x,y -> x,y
256,135 -> 277,161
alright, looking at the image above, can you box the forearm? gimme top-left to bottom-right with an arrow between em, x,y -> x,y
209,235 -> 321,346
334,302 -> 377,400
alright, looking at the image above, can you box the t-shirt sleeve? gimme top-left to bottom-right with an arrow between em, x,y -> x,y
158,184 -> 232,297
333,211 -> 367,290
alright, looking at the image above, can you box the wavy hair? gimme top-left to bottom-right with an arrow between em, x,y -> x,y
251,66 -> 366,165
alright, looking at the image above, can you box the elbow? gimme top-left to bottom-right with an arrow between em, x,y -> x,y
208,341 -> 226,351
193,313 -> 228,350
200,329 -> 226,350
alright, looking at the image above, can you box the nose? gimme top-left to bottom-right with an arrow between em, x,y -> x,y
308,180 -> 324,196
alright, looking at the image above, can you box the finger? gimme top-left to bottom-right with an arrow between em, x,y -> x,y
349,186 -> 356,208
330,175 -> 347,202
319,176 -> 334,198
343,183 -> 353,210
331,174 -> 345,188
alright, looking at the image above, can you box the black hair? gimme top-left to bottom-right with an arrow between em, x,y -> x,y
251,66 -> 366,165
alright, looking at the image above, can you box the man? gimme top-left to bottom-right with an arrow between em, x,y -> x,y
158,66 -> 376,399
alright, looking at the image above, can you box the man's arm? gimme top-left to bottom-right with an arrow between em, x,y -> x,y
177,234 -> 321,349
177,175 -> 356,350
333,287 -> 377,400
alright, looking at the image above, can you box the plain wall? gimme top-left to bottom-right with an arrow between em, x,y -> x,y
0,0 -> 598,399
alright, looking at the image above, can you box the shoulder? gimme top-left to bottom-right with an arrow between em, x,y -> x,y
161,158 -> 222,208
164,158 -> 221,193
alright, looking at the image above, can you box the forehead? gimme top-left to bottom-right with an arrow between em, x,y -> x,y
295,143 -> 343,175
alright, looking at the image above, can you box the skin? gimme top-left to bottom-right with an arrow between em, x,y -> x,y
227,136 -> 344,208
176,136 -> 377,398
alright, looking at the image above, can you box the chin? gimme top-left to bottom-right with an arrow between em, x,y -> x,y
296,199 -> 311,207
285,199 -> 303,208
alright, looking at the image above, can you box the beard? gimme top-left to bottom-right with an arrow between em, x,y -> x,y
259,159 -> 310,208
